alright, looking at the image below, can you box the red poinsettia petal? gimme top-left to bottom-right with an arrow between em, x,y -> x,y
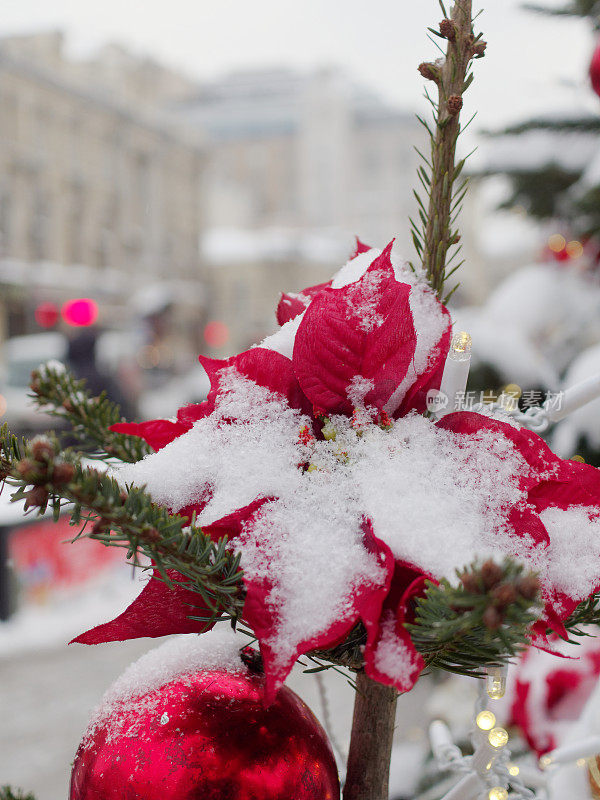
245,518 -> 395,704
393,304 -> 452,416
202,498 -> 275,542
528,458 -> 600,511
72,569 -> 214,644
350,237 -> 372,258
293,242 -> 417,414
176,400 -> 214,427
110,420 -> 191,451
437,411 -> 565,492
275,239 -> 372,326
276,282 -> 331,326
364,561 -> 429,692
199,348 -> 311,414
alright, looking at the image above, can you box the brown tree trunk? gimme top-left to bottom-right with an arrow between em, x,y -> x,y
342,672 -> 398,800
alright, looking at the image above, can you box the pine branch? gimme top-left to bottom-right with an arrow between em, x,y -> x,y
0,788 -> 36,800
406,558 -> 542,676
416,0 -> 486,298
482,115 -> 600,135
29,361 -> 151,463
561,591 -> 600,638
522,0 -> 600,19
0,425 -> 244,623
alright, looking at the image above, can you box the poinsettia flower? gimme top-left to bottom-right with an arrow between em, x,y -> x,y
507,635 -> 600,755
75,241 -> 600,705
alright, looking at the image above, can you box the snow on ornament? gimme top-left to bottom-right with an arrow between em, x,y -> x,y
73,240 -> 600,704
70,630 -> 340,800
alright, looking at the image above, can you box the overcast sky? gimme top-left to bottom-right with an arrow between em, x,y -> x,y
0,0 -> 597,133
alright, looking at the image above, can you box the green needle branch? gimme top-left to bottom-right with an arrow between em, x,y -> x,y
29,361 -> 152,463
413,0 -> 486,302
0,788 -> 37,800
0,425 -> 244,624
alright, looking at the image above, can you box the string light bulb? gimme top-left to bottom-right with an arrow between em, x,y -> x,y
488,788 -> 508,800
540,736 -> 600,768
450,331 -> 472,360
539,754 -> 553,770
485,664 -> 507,699
436,330 -> 472,418
488,727 -> 509,749
476,710 -> 496,731
507,763 -> 520,777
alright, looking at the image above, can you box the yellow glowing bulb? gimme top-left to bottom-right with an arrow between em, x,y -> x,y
566,240 -> 584,259
508,763 -> 520,777
548,233 -> 566,252
451,331 -> 472,355
476,710 -> 497,731
488,788 -> 508,800
503,383 -> 522,399
577,758 -> 587,767
486,665 -> 507,699
488,727 -> 509,748
539,754 -> 553,770
486,677 -> 506,700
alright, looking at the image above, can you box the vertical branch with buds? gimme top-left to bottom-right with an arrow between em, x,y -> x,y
413,0 -> 486,302
343,4 -> 485,799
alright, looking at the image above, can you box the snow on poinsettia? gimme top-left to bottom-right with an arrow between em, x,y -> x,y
507,635 -> 600,756
73,240 -> 600,703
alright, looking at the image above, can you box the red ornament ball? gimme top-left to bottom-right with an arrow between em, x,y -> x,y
70,666 -> 339,800
590,38 -> 600,98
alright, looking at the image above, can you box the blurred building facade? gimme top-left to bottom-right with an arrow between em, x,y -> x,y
178,67 -> 422,245
0,35 -> 433,366
0,31 -> 204,345
175,67 -> 425,354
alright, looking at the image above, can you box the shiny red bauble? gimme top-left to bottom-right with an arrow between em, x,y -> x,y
69,669 -> 340,800
590,38 -> 600,98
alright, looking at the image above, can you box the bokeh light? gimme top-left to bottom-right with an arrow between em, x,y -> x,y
548,234 -> 566,252
61,298 -> 98,327
503,383 -> 522,399
566,240 -> 584,259
204,320 -> 230,348
34,301 -> 59,328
